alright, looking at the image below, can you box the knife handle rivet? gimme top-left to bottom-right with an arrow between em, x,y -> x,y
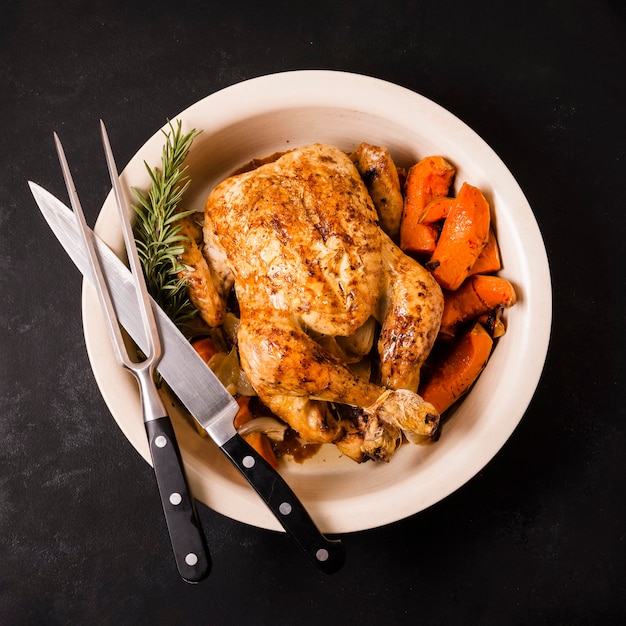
169,492 -> 182,506
279,502 -> 292,516
185,553 -> 199,566
316,548 -> 329,562
242,455 -> 255,469
155,435 -> 168,448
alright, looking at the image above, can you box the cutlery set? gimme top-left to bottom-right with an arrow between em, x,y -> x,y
29,122 -> 344,581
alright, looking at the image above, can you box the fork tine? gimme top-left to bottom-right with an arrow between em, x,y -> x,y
100,120 -> 162,366
54,132 -> 134,370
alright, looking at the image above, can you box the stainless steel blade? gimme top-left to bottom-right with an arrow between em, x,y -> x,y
29,181 -> 239,445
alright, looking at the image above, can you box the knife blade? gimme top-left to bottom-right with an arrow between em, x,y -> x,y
29,181 -> 345,574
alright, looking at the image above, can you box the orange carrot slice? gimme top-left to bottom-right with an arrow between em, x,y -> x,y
233,396 -> 254,429
400,156 -> 455,250
399,221 -> 439,258
468,227 -> 502,275
420,197 -> 455,224
439,274 -> 517,337
427,182 -> 491,290
191,336 -> 220,364
419,322 -> 493,414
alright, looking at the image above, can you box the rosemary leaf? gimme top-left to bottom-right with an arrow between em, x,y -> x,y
131,120 -> 202,332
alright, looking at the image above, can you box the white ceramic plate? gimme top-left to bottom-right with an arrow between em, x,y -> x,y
82,70 -> 551,533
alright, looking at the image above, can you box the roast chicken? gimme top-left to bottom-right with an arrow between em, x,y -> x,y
193,143 -> 444,462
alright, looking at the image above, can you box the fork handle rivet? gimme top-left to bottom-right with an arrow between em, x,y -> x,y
316,548 -> 330,562
155,435 -> 167,448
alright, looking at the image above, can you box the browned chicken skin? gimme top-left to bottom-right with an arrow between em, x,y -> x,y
201,144 -> 444,462
350,142 -> 404,239
176,214 -> 226,328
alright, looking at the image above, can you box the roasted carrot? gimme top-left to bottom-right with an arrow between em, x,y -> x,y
191,336 -> 220,364
400,156 -> 455,250
419,196 -> 455,224
468,227 -> 501,275
233,396 -> 254,429
399,221 -> 439,258
439,274 -> 517,337
427,182 -> 491,290
182,337 -> 224,437
419,322 -> 493,414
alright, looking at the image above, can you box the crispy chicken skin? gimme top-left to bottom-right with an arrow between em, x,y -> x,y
350,142 -> 404,239
202,144 -> 444,461
176,214 -> 226,327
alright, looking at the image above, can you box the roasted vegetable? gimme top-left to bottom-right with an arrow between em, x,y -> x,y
419,196 -> 454,224
439,274 -> 517,338
400,155 -> 455,251
419,322 -> 493,414
427,182 -> 491,290
468,227 -> 502,276
478,308 -> 507,338
233,397 -> 279,469
191,336 -> 220,364
398,220 -> 439,258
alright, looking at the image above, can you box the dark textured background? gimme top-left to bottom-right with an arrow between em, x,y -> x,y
2,1 -> 625,624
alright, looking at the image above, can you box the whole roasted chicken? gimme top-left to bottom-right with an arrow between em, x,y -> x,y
190,143 -> 444,462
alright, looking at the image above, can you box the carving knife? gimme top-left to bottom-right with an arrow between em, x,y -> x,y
29,181 -> 345,574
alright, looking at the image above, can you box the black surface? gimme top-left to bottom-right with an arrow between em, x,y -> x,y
2,1 -> 625,624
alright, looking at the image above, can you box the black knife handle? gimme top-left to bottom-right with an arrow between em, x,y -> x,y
221,433 -> 345,574
146,416 -> 210,583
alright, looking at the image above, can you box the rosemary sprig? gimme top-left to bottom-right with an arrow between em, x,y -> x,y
132,120 -> 202,331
